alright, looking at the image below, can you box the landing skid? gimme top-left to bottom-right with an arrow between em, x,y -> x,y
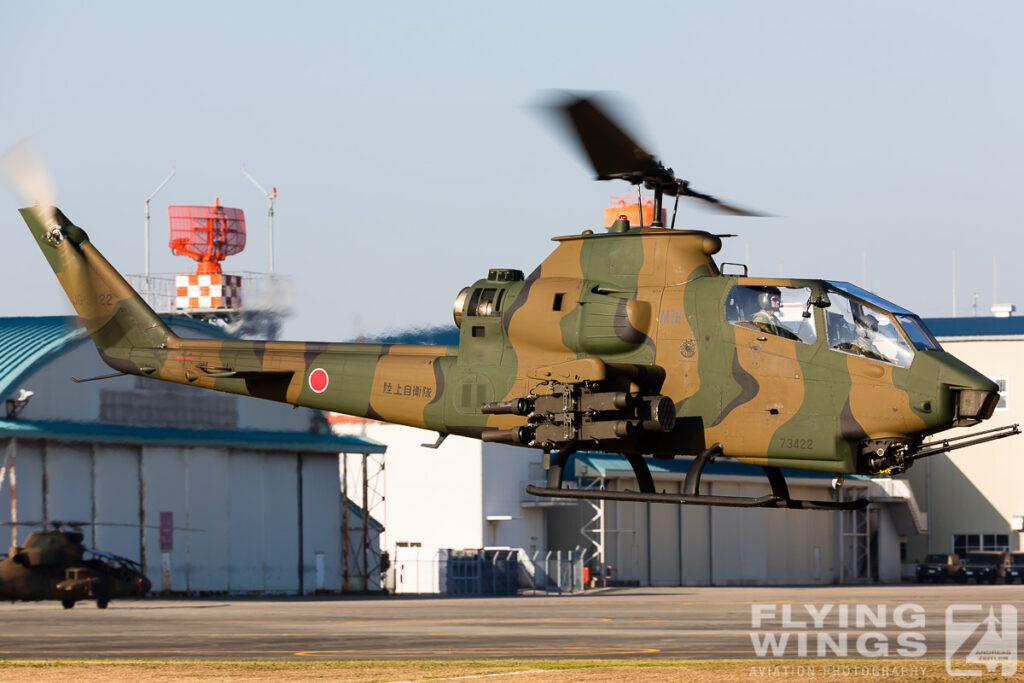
525,442 -> 869,510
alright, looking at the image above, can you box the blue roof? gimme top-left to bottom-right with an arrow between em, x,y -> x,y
360,325 -> 460,346
567,451 -> 860,482
346,499 -> 385,531
921,316 -> 1024,339
0,315 -> 384,454
0,315 -> 234,401
0,418 -> 385,454
0,316 -> 86,402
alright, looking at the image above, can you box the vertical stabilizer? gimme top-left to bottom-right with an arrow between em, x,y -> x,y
20,207 -> 175,370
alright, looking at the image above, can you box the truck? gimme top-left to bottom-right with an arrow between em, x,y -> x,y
915,553 -> 960,582
956,551 -> 1009,584
1003,552 -> 1024,584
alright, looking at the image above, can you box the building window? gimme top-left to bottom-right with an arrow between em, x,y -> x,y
995,377 -> 1008,410
953,533 -> 1010,555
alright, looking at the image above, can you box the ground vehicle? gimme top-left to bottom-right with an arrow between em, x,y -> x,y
1003,552 -> 1024,583
0,524 -> 150,608
955,551 -> 1009,584
915,553 -> 960,582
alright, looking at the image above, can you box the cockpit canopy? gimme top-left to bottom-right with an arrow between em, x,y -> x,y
825,281 -> 942,355
725,280 -> 942,368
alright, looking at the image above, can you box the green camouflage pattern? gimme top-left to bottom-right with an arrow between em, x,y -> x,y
21,206 -> 1000,477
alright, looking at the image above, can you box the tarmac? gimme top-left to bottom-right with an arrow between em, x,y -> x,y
0,584 -> 1021,660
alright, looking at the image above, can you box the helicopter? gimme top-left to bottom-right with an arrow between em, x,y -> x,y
7,94 -> 1019,511
0,521 -> 151,609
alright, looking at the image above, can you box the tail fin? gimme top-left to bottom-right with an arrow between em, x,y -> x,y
21,207 -> 176,372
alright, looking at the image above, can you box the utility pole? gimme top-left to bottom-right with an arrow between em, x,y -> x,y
242,165 -> 277,274
951,249 -> 956,317
144,168 -> 175,302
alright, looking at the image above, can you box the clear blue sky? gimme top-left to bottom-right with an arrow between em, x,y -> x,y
2,1 -> 1022,340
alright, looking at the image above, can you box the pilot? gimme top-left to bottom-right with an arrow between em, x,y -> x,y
751,287 -> 785,336
852,313 -> 885,360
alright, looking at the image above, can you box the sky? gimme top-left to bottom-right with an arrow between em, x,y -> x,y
1,1 -> 1022,341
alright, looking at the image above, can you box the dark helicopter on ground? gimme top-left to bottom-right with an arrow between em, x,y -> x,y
0,522 -> 151,609
5,93 -> 1020,511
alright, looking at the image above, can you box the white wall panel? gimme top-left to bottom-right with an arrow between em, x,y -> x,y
876,507 -> 901,582
709,482 -> 768,585
262,452 -> 299,593
550,468 -> 905,587
185,448 -> 230,592
302,455 -> 342,593
92,445 -> 141,559
481,443 -> 545,552
10,441 -> 43,538
0,441 -> 14,549
611,492 -> 645,584
227,451 -> 265,593
764,484 -> 837,585
649,482 -> 681,586
680,494 -> 711,586
45,443 -> 92,525
141,446 -> 188,591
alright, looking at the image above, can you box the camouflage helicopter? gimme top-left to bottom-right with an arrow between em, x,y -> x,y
7,94 -> 1019,511
0,522 -> 151,609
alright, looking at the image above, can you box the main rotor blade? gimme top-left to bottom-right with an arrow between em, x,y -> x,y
678,184 -> 769,217
556,94 -> 665,182
548,93 -> 771,217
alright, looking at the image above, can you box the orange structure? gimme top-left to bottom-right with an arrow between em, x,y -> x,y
174,272 -> 242,310
168,199 -> 246,311
168,199 -> 246,275
604,194 -> 666,228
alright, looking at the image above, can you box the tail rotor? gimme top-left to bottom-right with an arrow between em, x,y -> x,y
0,137 -> 58,229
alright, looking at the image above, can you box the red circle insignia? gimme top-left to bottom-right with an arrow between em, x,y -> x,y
308,368 -> 329,393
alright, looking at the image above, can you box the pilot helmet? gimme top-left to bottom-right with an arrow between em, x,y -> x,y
758,286 -> 782,311
855,313 -> 879,333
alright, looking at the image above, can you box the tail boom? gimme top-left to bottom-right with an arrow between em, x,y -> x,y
22,207 -> 454,432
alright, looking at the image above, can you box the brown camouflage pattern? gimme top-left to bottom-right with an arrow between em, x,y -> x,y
21,206 -> 1000,477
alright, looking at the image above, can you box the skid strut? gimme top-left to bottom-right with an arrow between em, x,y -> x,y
546,442 -> 581,489
526,442 -> 868,510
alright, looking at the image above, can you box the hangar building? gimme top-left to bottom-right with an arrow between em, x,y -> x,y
899,315 -> 1024,565
0,316 -> 384,594
334,420 -> 921,587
